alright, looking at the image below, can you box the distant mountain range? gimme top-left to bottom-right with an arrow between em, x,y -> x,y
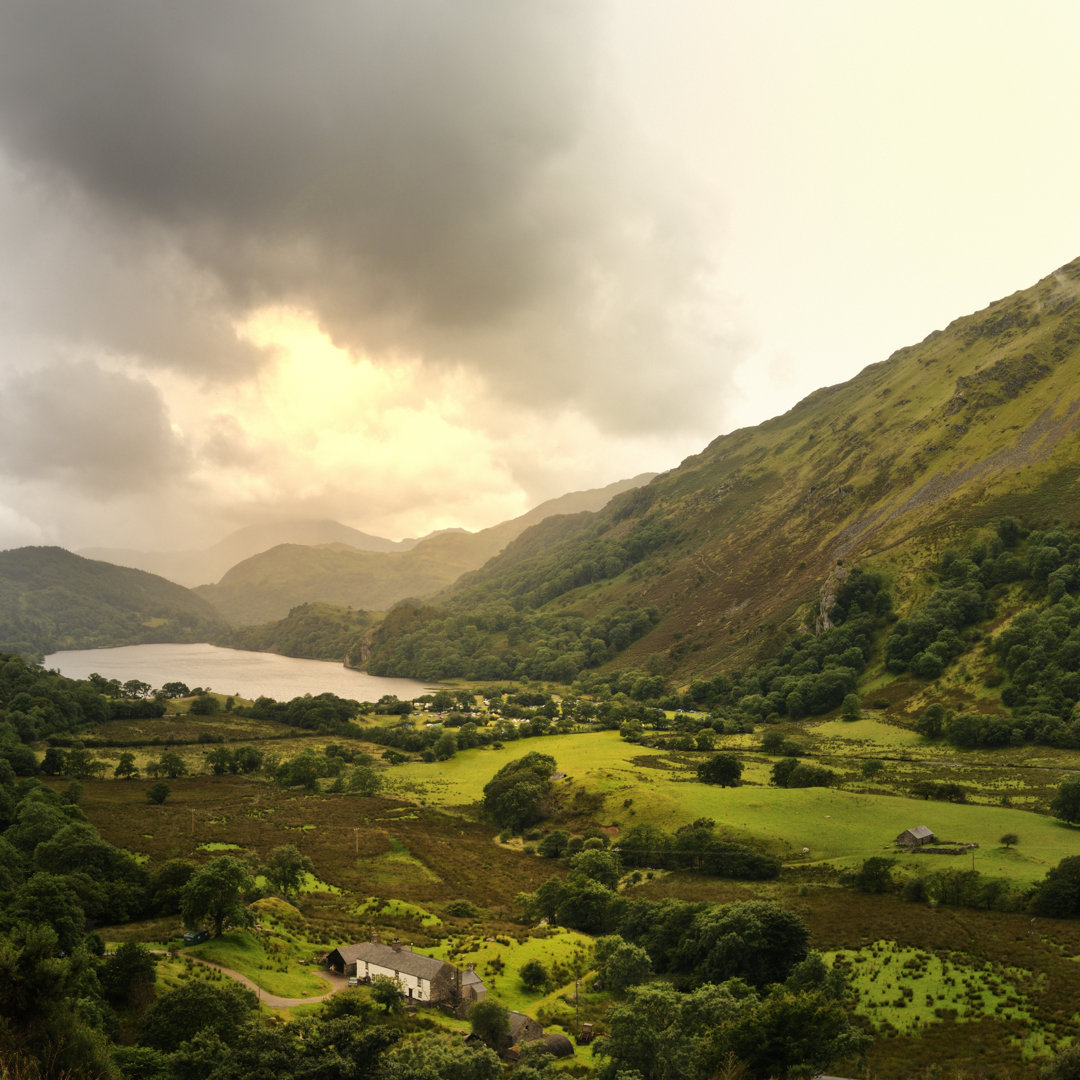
192,475 -> 656,624
0,474 -> 654,654
79,519 -> 422,588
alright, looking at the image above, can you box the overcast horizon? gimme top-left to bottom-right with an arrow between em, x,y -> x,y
1,1 -> 1079,554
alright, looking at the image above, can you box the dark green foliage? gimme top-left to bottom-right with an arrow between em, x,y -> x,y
1030,856 -> 1080,917
595,934 -> 652,993
1041,1045 -> 1080,1080
481,752 -> 556,832
100,941 -> 156,1010
696,752 -> 743,786
366,590 -> 662,683
910,780 -> 969,803
519,957 -> 549,992
617,821 -> 779,881
180,856 -> 255,938
884,550 -> 992,676
1053,776 -> 1080,823
674,901 -> 810,988
147,781 -> 170,804
371,974 -> 406,1013
0,546 -> 224,654
771,758 -> 835,788
216,602 -> 375,661
851,857 -> 895,894
138,979 -> 257,1052
262,845 -> 313,898
469,998 -> 511,1051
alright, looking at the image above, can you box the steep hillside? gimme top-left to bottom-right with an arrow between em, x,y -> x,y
363,258 -> 1080,683
80,518 -> 415,587
196,474 -> 654,624
0,547 -> 225,655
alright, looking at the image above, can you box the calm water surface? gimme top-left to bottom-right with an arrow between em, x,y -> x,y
43,642 -> 433,702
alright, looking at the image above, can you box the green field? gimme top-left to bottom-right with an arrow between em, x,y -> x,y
381,729 -> 1079,884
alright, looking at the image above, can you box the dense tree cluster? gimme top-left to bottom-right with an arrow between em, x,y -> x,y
671,569 -> 891,723
482,753 -> 557,832
615,819 -> 781,881
365,598 -> 661,683
216,601 -> 375,662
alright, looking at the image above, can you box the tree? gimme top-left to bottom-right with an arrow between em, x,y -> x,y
39,747 -> 66,776
1000,833 -> 1020,849
157,751 -> 187,779
537,830 -> 571,858
852,857 -> 894,894
371,974 -> 406,1014
697,753 -> 743,787
1030,856 -> 1080,918
675,901 -> 810,989
482,752 -> 556,832
348,764 -> 382,795
100,941 -> 156,1010
148,781 -> 170,804
595,935 -> 652,993
1051,775 -> 1080,824
569,848 -> 622,889
723,987 -> 870,1080
470,999 -> 511,1052
519,958 -> 548,993
114,751 -> 139,779
139,980 -> 256,1053
841,692 -> 861,721
180,856 -> 254,937
262,844 -> 313,899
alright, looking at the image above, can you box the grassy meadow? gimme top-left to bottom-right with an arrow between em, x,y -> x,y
70,693 -> 1080,1080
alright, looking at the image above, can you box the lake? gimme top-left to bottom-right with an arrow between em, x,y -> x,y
43,642 -> 433,703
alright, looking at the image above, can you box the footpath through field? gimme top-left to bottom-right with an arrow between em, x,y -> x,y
186,956 -> 347,1008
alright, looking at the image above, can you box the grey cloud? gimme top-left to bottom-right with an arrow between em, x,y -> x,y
0,0 -> 736,433
0,360 -> 190,493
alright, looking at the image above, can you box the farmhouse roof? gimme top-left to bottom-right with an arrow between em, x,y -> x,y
897,825 -> 935,845
461,967 -> 485,988
335,942 -> 451,981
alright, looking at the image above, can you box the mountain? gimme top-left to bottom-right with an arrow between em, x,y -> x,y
0,547 -> 225,655
195,475 -> 656,625
362,257 -> 1080,682
80,519 -> 416,588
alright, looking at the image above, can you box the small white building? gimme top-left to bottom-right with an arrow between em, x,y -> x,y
325,941 -> 483,1006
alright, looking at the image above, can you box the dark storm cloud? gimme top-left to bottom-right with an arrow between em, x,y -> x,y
0,0 -> 733,431
0,361 -> 190,494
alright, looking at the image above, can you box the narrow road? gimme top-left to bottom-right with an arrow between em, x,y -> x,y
186,957 -> 348,1009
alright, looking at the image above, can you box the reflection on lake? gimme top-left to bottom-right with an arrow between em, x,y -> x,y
43,642 -> 433,702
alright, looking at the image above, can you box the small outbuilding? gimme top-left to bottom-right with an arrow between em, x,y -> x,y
541,1033 -> 575,1058
508,1011 -> 544,1045
896,825 -> 936,848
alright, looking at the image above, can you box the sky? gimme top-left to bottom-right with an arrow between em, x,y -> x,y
1,1 -> 1079,553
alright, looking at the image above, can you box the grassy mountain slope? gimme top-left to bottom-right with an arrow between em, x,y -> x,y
365,258 -> 1080,682
80,518 -> 416,588
196,474 -> 655,625
0,547 -> 225,655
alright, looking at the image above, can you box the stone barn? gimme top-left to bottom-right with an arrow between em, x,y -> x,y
896,825 -> 936,848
